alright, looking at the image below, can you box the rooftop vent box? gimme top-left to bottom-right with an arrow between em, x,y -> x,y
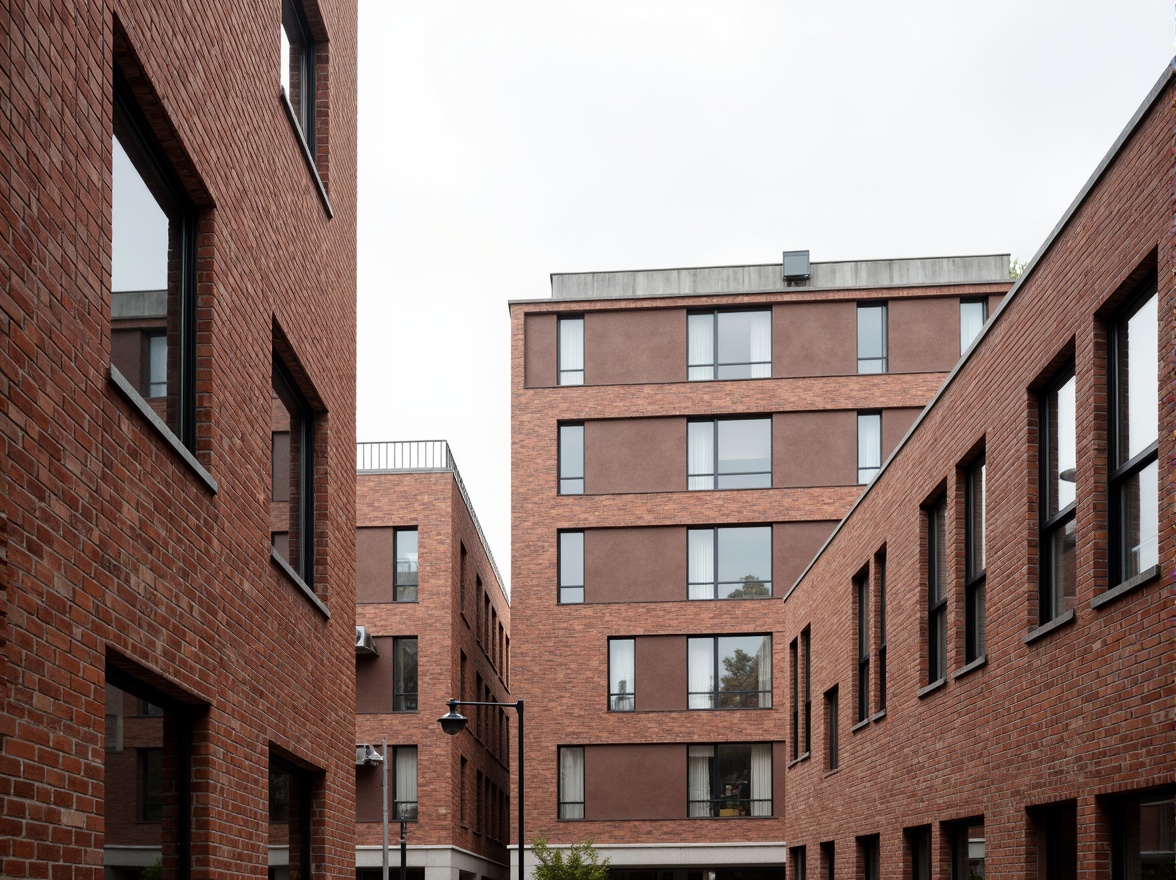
783,250 -> 810,284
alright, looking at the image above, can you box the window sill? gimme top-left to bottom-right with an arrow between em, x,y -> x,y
824,767 -> 840,778
109,365 -> 218,493
870,709 -> 887,723
270,546 -> 330,619
279,89 -> 333,218
787,752 -> 810,769
850,718 -> 870,734
1092,565 -> 1160,609
916,678 -> 946,699
1025,609 -> 1076,644
952,655 -> 987,679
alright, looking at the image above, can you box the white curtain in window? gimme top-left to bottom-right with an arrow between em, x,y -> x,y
749,744 -> 771,816
687,423 -> 714,490
688,639 -> 715,708
959,302 -> 986,353
749,312 -> 771,378
756,637 -> 772,708
559,747 -> 584,819
559,319 -> 584,372
396,746 -> 418,805
687,745 -> 713,817
858,414 -> 882,472
688,314 -> 714,378
688,530 -> 714,599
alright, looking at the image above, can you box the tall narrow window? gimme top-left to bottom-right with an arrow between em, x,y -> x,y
559,531 -> 584,604
1111,792 -> 1175,878
952,820 -> 984,879
876,554 -> 887,712
1040,367 -> 1076,623
802,627 -> 812,754
907,827 -> 932,880
559,423 -> 585,494
965,456 -> 986,664
1109,284 -> 1158,584
269,756 -> 313,880
271,359 -> 316,587
393,637 -> 418,711
856,573 -> 870,722
558,316 -> 585,385
959,298 -> 988,354
394,529 -> 419,601
821,841 -> 835,880
688,526 -> 772,600
858,835 -> 880,880
927,497 -> 947,684
558,746 -> 585,819
280,0 -> 316,154
857,304 -> 888,374
825,687 -> 839,771
609,638 -> 635,711
688,635 -> 772,708
789,846 -> 807,880
688,418 -> 772,490
688,310 -> 771,380
111,72 -> 197,448
687,743 -> 772,817
789,637 -> 800,759
394,746 -> 418,820
857,412 -> 882,483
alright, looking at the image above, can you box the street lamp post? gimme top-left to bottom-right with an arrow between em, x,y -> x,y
438,699 -> 525,880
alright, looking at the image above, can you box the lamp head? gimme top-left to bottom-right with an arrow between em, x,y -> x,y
438,703 -> 468,736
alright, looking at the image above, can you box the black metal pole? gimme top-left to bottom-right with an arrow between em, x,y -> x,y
516,699 -> 524,880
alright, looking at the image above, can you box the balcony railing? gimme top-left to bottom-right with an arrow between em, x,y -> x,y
356,441 -> 505,597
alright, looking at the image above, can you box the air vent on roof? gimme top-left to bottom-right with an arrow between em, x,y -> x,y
783,250 -> 811,286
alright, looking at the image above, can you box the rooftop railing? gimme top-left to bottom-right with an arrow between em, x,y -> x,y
356,441 -> 505,597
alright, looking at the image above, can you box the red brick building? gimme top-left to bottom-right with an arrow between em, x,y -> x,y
355,442 -> 512,880
778,67 -> 1174,880
1,1 -> 358,877
509,246 -> 1011,879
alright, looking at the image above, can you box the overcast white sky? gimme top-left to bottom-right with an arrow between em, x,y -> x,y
356,0 -> 1172,592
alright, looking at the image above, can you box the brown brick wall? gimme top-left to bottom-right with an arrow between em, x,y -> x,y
0,1 -> 358,876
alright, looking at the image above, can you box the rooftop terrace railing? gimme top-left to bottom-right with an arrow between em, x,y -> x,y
356,440 -> 506,598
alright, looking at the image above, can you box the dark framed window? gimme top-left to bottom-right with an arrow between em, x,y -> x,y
558,746 -> 585,819
558,316 -> 584,385
951,819 -> 984,879
1110,789 -> 1174,879
111,69 -> 198,449
394,746 -> 418,821
802,627 -> 812,754
824,686 -> 839,771
789,846 -> 807,880
906,826 -> 932,880
687,310 -> 772,380
960,298 -> 988,354
609,638 -> 635,711
271,358 -> 316,586
280,0 -> 317,154
688,418 -> 772,490
394,528 -> 419,601
393,637 -> 418,712
858,835 -> 880,880
1040,367 -> 1076,623
927,496 -> 948,684
857,412 -> 882,483
558,531 -> 584,604
821,841 -> 835,880
687,743 -> 772,817
559,423 -> 585,494
269,756 -> 314,879
876,554 -> 887,712
856,573 -> 869,722
1028,801 -> 1076,879
964,455 -> 986,663
1109,282 -> 1158,585
789,637 -> 800,759
688,634 -> 772,709
139,748 -> 163,822
688,525 -> 772,599
857,304 -> 888,374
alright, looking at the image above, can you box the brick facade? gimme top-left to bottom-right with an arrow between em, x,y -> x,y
1,1 -> 358,877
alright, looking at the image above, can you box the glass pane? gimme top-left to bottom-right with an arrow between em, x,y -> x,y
394,638 -> 418,711
395,530 -> 418,585
717,311 -> 770,368
857,413 -> 881,483
1117,292 -> 1158,464
929,501 -> 946,603
610,639 -> 635,710
112,135 -> 170,293
716,419 -> 771,476
967,461 -> 986,576
1047,373 -> 1076,516
716,635 -> 768,707
559,318 -> 584,372
147,334 -> 168,398
715,743 -> 752,814
281,3 -> 309,130
1046,516 -> 1076,620
717,526 -> 771,593
560,424 -> 584,494
1120,459 -> 1159,577
959,300 -> 987,353
560,532 -> 584,587
687,313 -> 714,375
857,305 -> 886,360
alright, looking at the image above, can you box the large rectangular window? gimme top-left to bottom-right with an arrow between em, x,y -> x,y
559,531 -> 584,604
559,423 -> 585,494
959,298 -> 988,354
271,358 -> 316,587
1109,283 -> 1158,584
688,310 -> 771,380
856,573 -> 870,722
394,528 -> 419,602
111,71 -> 198,448
688,526 -> 772,599
609,638 -> 635,711
857,412 -> 882,483
687,743 -> 772,817
1040,367 -> 1076,623
1111,791 -> 1174,878
688,418 -> 772,490
558,746 -> 585,819
688,635 -> 771,708
394,746 -> 419,821
394,637 -> 418,711
927,497 -> 947,684
964,455 -> 986,663
558,316 -> 585,385
857,304 -> 888,374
